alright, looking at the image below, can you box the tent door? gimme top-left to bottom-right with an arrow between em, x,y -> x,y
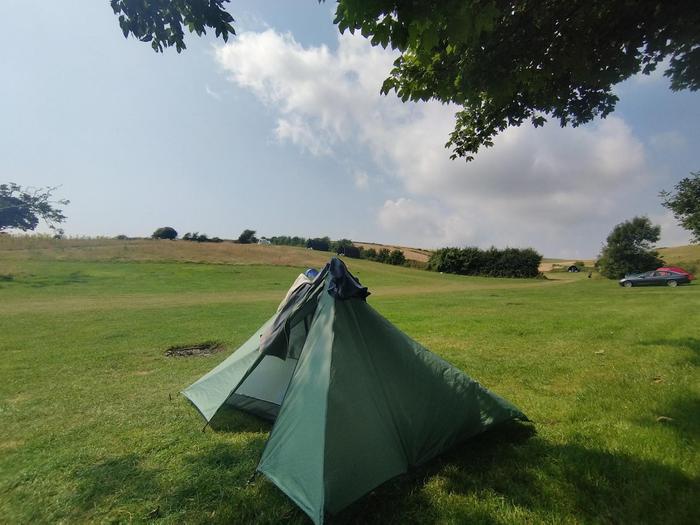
225,312 -> 312,420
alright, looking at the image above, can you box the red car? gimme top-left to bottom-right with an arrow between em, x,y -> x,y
657,266 -> 695,281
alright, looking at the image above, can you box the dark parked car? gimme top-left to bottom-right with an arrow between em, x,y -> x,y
619,270 -> 691,288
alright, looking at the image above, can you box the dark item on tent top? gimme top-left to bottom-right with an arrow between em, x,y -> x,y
182,257 -> 527,524
327,257 -> 369,300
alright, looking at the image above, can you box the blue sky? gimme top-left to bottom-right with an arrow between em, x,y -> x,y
2,1 -> 698,257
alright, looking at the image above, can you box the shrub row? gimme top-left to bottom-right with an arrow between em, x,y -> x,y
182,232 -> 223,243
363,247 -> 406,266
269,235 -> 407,266
268,235 -> 334,251
268,235 -> 361,257
268,235 -> 307,247
427,247 -> 542,278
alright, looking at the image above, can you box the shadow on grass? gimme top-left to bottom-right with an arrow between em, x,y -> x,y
172,417 -> 697,524
165,440 -> 298,524
17,271 -> 91,288
660,395 -> 700,438
67,417 -> 697,524
209,405 -> 272,434
70,454 -> 160,511
331,421 -> 697,524
639,337 -> 700,366
633,394 -> 700,441
331,420 -> 535,525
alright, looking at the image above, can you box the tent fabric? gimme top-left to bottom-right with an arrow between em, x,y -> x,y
182,258 -> 527,524
182,316 -> 274,422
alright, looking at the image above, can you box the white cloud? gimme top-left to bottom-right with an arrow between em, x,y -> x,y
234,12 -> 271,33
373,107 -> 647,226
205,84 -> 222,101
216,29 -> 661,256
353,170 -> 369,190
378,198 -> 475,247
215,30 -> 396,147
649,130 -> 688,152
653,210 -> 692,247
275,116 -> 331,156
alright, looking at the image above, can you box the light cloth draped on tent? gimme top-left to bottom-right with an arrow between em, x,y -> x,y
182,258 -> 526,524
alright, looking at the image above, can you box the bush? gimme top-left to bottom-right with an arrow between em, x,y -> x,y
332,239 -> 362,258
269,235 -> 307,247
182,232 -> 223,243
375,248 -> 391,263
307,237 -> 331,251
597,217 -> 663,278
238,229 -> 258,244
152,227 -> 177,240
427,246 -> 542,278
388,249 -> 406,266
357,245 -> 406,266
344,245 -> 362,258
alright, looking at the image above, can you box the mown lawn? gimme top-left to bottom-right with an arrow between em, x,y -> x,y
1,243 -> 698,524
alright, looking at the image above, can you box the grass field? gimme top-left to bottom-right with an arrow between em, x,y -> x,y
1,238 -> 698,524
658,244 -> 700,273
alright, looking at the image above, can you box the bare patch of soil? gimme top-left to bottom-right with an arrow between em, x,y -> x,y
165,341 -> 225,357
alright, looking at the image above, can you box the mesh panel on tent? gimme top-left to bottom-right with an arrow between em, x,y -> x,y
222,309 -> 314,420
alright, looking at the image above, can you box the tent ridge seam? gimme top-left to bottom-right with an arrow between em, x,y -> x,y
319,290 -> 334,523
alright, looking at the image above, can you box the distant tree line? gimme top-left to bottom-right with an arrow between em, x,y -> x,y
268,235 -> 342,254
268,235 -> 336,252
362,247 -> 406,266
267,235 -> 407,266
150,227 -> 243,243
148,225 -> 548,278
183,232 -> 223,243
268,235 -> 307,247
427,247 -> 542,278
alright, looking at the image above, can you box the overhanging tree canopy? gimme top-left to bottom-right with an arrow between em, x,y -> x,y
110,1 -> 699,160
661,171 -> 700,243
335,0 -> 700,159
0,183 -> 69,235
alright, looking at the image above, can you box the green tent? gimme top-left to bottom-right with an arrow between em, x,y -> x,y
183,258 -> 526,524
